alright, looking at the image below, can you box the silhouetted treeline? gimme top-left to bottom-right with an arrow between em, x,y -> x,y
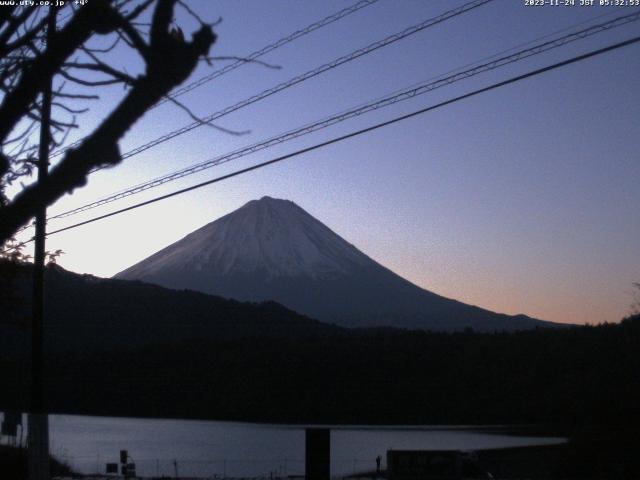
42,316 -> 640,426
2,318 -> 639,428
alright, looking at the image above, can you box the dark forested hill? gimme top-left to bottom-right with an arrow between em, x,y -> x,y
0,261 -> 345,356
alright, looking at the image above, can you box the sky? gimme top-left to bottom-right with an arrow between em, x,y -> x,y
11,0 -> 640,325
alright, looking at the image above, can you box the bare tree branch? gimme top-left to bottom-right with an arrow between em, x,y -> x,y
53,91 -> 100,100
59,69 -> 127,87
0,0 -> 216,244
0,1 -> 121,143
52,102 -> 89,115
163,94 -> 250,136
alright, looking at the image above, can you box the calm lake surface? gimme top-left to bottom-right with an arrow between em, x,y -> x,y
47,415 -> 565,478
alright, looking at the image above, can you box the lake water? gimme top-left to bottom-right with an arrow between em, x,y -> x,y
40,415 -> 566,478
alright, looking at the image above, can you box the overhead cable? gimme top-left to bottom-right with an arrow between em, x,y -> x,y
39,34 -> 640,239
48,0 -> 381,158
50,0 -> 494,167
48,10 -> 640,220
155,0 -> 381,107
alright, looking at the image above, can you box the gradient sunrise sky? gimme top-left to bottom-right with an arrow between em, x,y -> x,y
12,0 -> 640,325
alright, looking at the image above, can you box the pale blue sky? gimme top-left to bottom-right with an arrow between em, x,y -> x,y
15,0 -> 640,325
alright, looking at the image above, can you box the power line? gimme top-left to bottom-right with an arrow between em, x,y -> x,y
154,0 -> 381,107
369,6 -> 628,105
48,0 -> 380,159
51,0 -> 494,169
40,34 -> 640,239
114,0 -> 493,162
48,10 -> 640,220
6,0 -> 493,240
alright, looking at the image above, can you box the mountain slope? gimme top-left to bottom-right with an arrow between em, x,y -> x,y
116,196 -> 555,331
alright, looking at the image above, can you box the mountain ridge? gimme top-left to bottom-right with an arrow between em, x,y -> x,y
116,196 -> 557,332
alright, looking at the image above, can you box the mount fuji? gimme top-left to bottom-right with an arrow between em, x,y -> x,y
115,196 -> 553,331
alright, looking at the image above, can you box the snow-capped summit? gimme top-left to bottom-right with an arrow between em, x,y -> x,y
116,196 -> 554,331
117,196 -> 370,280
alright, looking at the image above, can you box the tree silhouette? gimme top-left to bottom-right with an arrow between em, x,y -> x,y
0,0 -> 216,245
631,282 -> 640,316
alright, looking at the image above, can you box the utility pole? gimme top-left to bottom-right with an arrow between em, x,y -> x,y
28,6 -> 56,480
305,428 -> 330,480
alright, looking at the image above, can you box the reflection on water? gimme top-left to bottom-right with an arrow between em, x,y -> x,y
48,415 -> 565,478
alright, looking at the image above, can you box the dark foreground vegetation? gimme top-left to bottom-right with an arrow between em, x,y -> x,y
1,262 -> 639,477
34,316 -> 640,427
0,445 -> 74,479
2,263 -> 638,426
